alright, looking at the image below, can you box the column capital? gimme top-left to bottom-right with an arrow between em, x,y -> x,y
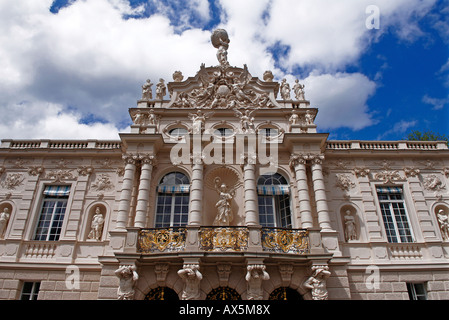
289,153 -> 307,167
122,153 -> 139,165
309,153 -> 325,165
138,154 -> 157,166
191,152 -> 205,165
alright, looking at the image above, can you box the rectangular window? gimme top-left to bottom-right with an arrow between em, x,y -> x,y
377,186 -> 413,243
34,185 -> 70,241
407,283 -> 427,300
20,282 -> 40,300
155,193 -> 189,228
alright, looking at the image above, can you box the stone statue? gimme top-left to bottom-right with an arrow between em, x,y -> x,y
289,110 -> 299,125
213,177 -> 236,226
88,206 -> 105,241
141,79 -> 153,100
188,110 -> 213,135
211,29 -> 230,67
303,266 -> 331,300
343,210 -> 357,241
293,80 -> 305,100
0,207 -> 10,238
234,108 -> 256,133
263,70 -> 274,82
155,78 -> 166,100
172,70 -> 184,82
280,79 -> 291,100
177,264 -> 202,300
437,209 -> 449,240
245,265 -> 270,300
305,110 -> 314,125
115,265 -> 139,300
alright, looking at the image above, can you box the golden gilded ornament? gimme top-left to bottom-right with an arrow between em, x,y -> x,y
138,228 -> 186,253
261,228 -> 309,254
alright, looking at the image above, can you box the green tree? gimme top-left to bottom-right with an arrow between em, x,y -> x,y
407,130 -> 449,146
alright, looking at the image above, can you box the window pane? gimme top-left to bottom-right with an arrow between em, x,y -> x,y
377,188 -> 413,243
35,191 -> 68,241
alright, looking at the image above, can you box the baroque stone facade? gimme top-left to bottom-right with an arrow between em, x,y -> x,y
0,29 -> 448,300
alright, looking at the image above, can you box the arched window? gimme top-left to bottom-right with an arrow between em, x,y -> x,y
155,172 -> 190,228
257,173 -> 292,228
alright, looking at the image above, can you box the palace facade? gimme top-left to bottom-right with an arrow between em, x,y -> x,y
0,29 -> 448,300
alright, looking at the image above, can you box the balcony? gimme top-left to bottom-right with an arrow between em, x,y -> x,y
135,226 -> 315,256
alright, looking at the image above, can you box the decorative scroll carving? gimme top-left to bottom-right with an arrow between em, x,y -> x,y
374,169 -> 403,184
199,227 -> 248,252
138,227 -> 186,253
353,167 -> 370,177
28,166 -> 45,176
46,169 -> 73,182
403,167 -> 420,177
1,173 -> 24,190
91,174 -> 113,191
422,174 -> 445,192
335,173 -> 356,192
261,228 -> 309,254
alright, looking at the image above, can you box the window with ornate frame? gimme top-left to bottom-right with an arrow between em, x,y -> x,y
376,186 -> 414,243
257,173 -> 292,228
34,185 -> 71,241
154,172 -> 190,228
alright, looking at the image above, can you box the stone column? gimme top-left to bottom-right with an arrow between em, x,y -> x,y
116,154 -> 137,230
243,154 -> 259,226
310,155 -> 332,231
134,155 -> 156,228
290,154 -> 313,228
188,154 -> 204,226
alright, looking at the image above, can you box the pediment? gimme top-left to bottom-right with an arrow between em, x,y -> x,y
165,63 -> 281,109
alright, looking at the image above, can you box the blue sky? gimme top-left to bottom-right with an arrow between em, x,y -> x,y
0,0 -> 448,141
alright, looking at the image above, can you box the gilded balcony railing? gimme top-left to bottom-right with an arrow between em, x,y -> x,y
261,228 -> 309,254
137,227 -> 186,253
199,227 -> 249,252
136,226 -> 311,254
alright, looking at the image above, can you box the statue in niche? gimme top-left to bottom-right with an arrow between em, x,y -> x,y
293,80 -> 305,100
211,29 -> 230,67
213,177 -> 237,226
436,209 -> 449,240
303,266 -> 331,300
115,265 -> 139,300
289,110 -> 299,126
343,210 -> 357,241
177,264 -> 202,300
0,207 -> 10,239
280,79 -> 291,100
246,265 -> 270,300
141,79 -> 153,100
88,206 -> 105,241
155,78 -> 166,100
234,108 -> 256,133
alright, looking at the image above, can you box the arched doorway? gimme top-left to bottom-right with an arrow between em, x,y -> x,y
269,287 -> 303,301
144,287 -> 179,300
206,287 -> 241,300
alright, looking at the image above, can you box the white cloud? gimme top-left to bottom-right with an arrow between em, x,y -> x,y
0,101 -> 120,140
422,94 -> 448,110
303,72 -> 377,130
376,120 -> 418,140
0,0 -> 441,140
